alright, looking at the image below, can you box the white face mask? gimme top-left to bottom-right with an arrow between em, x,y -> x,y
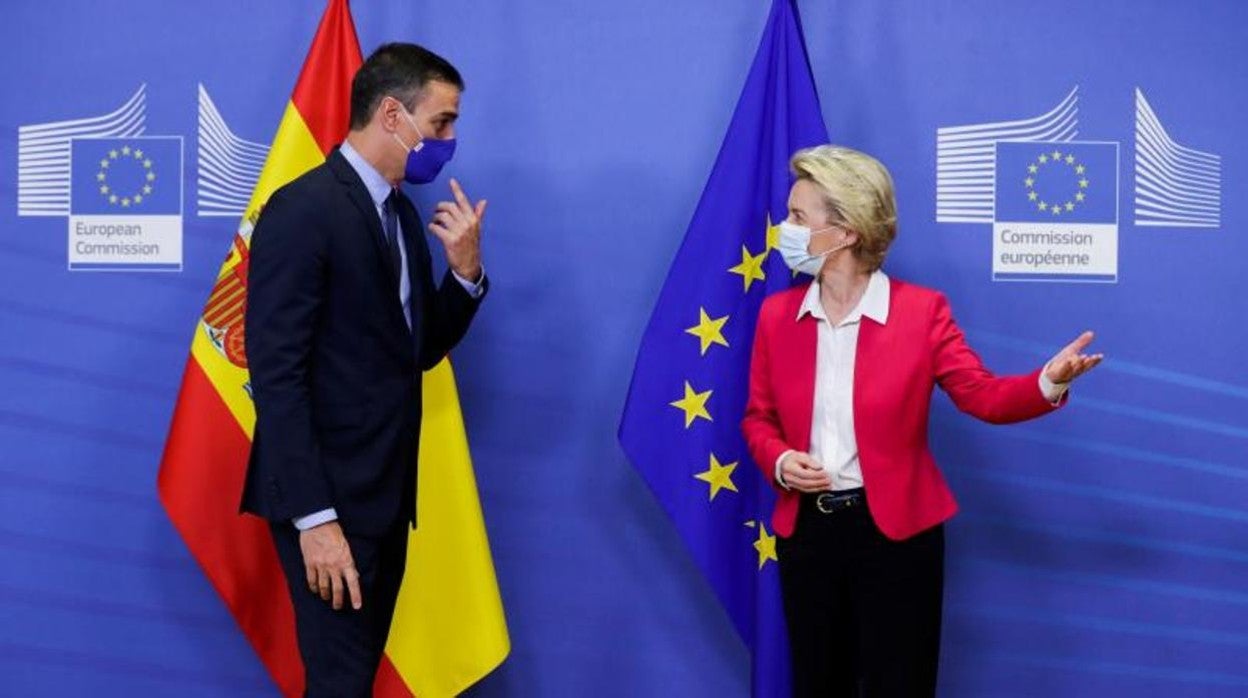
776,221 -> 853,276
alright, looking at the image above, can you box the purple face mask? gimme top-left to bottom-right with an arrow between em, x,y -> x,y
393,107 -> 456,184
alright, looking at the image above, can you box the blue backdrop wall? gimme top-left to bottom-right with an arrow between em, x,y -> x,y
1,1 -> 1245,696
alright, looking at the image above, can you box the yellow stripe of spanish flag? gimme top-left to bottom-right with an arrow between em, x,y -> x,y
391,362 -> 510,695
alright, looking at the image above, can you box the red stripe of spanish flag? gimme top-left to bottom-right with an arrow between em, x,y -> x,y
157,1 -> 508,695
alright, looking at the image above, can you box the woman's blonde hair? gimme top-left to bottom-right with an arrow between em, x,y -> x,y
790,145 -> 897,272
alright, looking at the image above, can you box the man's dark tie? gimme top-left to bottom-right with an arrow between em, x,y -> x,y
382,189 -> 402,283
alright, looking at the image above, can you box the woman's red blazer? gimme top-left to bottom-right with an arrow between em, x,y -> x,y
742,277 -> 1064,541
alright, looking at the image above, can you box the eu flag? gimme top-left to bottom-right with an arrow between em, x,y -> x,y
618,1 -> 827,694
994,140 -> 1119,224
71,137 -> 183,215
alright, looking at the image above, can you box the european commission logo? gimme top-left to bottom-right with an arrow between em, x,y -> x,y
935,86 -> 1222,283
69,137 -> 183,271
993,141 -> 1118,282
16,83 -> 269,272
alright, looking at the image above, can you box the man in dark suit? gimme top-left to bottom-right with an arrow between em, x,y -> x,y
241,43 -> 488,696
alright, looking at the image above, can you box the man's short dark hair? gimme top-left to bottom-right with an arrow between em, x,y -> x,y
349,43 -> 464,129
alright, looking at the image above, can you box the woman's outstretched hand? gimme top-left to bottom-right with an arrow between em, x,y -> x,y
1045,330 -> 1104,384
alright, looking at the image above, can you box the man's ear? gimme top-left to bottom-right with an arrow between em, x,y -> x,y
377,96 -> 401,132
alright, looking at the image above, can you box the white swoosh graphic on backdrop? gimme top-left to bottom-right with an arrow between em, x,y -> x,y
197,83 -> 268,217
17,85 -> 147,216
1134,88 -> 1220,228
936,87 -> 1079,224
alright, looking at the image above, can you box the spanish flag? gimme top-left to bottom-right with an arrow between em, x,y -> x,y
156,1 -> 509,695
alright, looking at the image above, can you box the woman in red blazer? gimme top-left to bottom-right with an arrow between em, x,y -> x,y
741,146 -> 1101,697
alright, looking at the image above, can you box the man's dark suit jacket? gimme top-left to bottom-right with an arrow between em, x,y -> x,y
241,147 -> 485,536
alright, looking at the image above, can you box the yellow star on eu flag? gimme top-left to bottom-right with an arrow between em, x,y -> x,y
752,521 -> 778,569
685,307 -> 729,355
670,381 -> 712,428
728,244 -> 767,292
694,453 -> 739,501
765,214 -> 781,252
